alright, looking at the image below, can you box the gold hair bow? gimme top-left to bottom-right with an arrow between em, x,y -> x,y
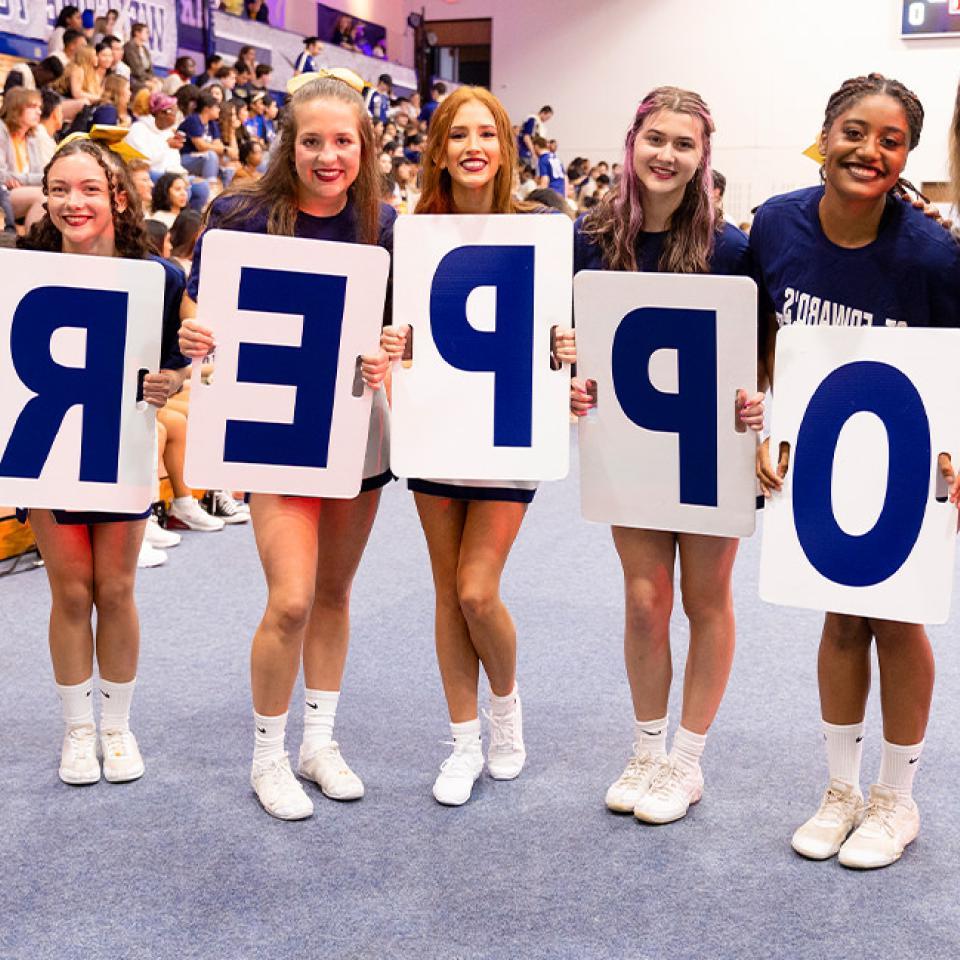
286,67 -> 365,97
56,126 -> 147,164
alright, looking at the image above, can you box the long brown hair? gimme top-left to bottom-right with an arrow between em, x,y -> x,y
581,86 -> 716,274
210,77 -> 380,243
417,86 -> 531,215
1,88 -> 41,137
19,140 -> 149,258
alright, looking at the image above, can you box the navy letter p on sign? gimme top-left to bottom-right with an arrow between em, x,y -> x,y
760,326 -> 960,624
390,215 -> 573,480
184,231 -> 390,498
0,249 -> 162,513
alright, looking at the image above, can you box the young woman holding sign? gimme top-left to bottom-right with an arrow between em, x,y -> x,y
555,87 -> 764,824
19,139 -> 189,786
380,87 -> 563,807
178,72 -> 393,821
754,74 -> 960,868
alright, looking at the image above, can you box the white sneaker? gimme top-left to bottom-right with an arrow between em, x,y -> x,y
791,778 -> 864,860
137,540 -> 167,568
167,497 -> 225,532
212,490 -> 250,524
251,755 -> 314,820
298,741 -> 364,800
837,784 -> 920,869
433,744 -> 484,806
59,724 -> 100,785
605,747 -> 662,813
100,728 -> 145,783
144,515 -> 181,549
484,695 -> 526,780
633,757 -> 703,824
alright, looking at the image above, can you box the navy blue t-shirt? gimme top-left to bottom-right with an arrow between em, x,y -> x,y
537,151 -> 565,196
294,51 -> 318,74
368,90 -> 390,124
750,185 -> 960,330
153,254 -> 190,371
419,99 -> 439,128
179,113 -> 221,154
518,116 -> 538,162
187,194 -> 396,313
574,215 -> 750,277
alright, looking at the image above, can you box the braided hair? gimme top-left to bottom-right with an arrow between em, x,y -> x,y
18,139 -> 149,258
820,73 -> 925,200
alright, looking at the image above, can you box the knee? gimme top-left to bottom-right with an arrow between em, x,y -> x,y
266,591 -> 313,637
680,582 -> 733,626
624,582 -> 672,635
54,579 -> 95,623
312,579 -> 351,613
92,576 -> 136,616
457,576 -> 498,624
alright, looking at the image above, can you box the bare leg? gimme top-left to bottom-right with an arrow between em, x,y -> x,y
90,520 -> 146,682
455,500 -> 527,697
249,494 -> 321,715
871,619 -> 934,745
157,407 -> 191,498
29,511 -> 95,685
676,533 -> 739,734
414,493 -> 476,722
818,613 -> 873,725
611,527 -> 677,721
301,489 -> 381,690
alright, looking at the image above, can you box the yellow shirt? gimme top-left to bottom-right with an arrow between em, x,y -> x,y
11,133 -> 28,175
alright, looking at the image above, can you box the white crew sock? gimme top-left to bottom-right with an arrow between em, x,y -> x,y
302,689 -> 339,750
172,495 -> 196,510
253,711 -> 287,765
56,677 -> 95,729
450,718 -> 482,753
878,738 -> 924,801
99,677 -> 136,733
822,719 -> 865,787
634,715 -> 669,757
671,725 -> 707,771
489,684 -> 518,718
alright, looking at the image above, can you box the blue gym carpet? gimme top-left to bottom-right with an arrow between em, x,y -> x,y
2,437 -> 959,960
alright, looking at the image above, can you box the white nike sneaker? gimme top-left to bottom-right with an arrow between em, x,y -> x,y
791,778 -> 864,860
137,540 -> 167,568
433,744 -> 484,806
167,497 -> 225,532
837,784 -> 920,869
59,724 -> 100,785
484,694 -> 526,780
251,755 -> 314,820
212,490 -> 250,525
633,757 -> 703,824
144,515 -> 181,549
100,728 -> 145,783
299,741 -> 364,801
605,747 -> 662,813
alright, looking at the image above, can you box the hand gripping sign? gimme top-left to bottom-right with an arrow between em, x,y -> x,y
760,326 -> 960,624
390,215 -> 573,481
0,249 -> 162,513
575,271 -> 759,536
184,230 -> 389,498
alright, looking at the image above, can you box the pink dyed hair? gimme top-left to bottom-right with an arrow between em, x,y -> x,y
582,86 -> 717,274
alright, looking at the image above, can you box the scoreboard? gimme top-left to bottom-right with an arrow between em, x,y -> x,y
902,0 -> 960,37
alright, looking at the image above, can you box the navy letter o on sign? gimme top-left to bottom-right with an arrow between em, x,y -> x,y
792,361 -> 930,587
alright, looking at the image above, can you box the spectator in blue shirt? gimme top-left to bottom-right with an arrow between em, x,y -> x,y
367,74 -> 392,124
293,37 -> 322,76
419,82 -> 446,128
178,89 -> 224,184
534,135 -> 565,197
519,105 -> 552,164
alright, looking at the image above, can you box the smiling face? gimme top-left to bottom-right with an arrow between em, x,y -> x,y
97,46 -> 113,70
443,98 -> 501,200
293,97 -> 362,215
632,108 -> 703,205
46,152 -> 124,256
820,94 -> 909,202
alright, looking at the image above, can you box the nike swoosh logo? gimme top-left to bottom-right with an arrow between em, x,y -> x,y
257,726 -> 266,734
909,757 -> 918,764
101,690 -> 111,698
306,702 -> 318,710
856,736 -> 863,743
644,730 -> 662,736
